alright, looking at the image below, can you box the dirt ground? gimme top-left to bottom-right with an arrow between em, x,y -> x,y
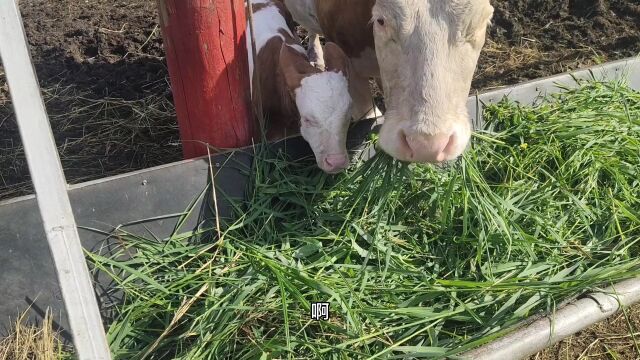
0,0 -> 176,199
0,0 -> 639,358
477,0 -> 640,90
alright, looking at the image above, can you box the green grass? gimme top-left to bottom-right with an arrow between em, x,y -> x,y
89,79 -> 640,359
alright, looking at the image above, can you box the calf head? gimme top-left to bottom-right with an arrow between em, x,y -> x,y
279,42 -> 353,174
372,0 -> 493,163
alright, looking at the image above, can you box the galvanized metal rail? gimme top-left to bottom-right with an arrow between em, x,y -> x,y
0,2 -> 111,359
461,279 -> 640,359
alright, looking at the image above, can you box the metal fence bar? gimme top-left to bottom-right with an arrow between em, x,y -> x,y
461,278 -> 640,360
0,2 -> 111,359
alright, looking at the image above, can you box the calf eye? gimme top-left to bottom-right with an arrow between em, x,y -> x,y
376,18 -> 385,26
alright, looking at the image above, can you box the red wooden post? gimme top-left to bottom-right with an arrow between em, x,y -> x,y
158,0 -> 254,158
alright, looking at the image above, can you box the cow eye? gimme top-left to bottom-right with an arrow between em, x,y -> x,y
376,18 -> 385,26
302,117 -> 318,127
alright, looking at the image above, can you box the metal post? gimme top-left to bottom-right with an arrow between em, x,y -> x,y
0,2 -> 111,359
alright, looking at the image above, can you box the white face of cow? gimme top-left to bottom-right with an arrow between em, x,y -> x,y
372,0 -> 493,163
280,43 -> 353,174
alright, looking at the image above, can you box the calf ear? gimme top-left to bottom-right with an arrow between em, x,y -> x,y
279,44 -> 310,91
323,42 -> 350,79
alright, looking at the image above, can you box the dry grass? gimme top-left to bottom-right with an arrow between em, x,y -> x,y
478,39 -> 548,81
0,78 -> 180,200
0,310 -> 67,360
473,38 -> 608,91
0,67 -> 7,105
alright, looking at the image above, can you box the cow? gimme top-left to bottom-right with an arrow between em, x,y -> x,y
283,0 -> 494,163
246,0 -> 354,174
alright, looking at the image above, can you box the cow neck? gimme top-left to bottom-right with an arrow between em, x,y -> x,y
315,0 -> 376,59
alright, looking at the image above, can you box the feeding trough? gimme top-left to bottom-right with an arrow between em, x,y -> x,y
2,0 -> 640,358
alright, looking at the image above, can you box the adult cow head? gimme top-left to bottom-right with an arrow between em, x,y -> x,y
373,0 -> 493,163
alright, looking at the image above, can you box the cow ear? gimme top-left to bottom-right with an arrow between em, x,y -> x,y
279,44 -> 310,91
323,42 -> 350,80
463,4 -> 494,46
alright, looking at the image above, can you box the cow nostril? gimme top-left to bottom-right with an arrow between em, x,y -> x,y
324,154 -> 349,171
324,157 -> 335,168
398,130 -> 414,160
404,131 -> 458,163
443,133 -> 457,155
432,133 -> 457,162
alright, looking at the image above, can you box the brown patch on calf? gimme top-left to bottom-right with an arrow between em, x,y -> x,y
279,44 -> 321,91
323,42 -> 350,78
252,1 -> 296,29
251,15 -> 319,140
274,0 -> 297,31
252,37 -> 296,137
251,2 -> 270,13
316,0 -> 376,58
278,28 -> 301,48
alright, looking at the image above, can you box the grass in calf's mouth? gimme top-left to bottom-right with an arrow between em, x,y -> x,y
88,79 -> 640,359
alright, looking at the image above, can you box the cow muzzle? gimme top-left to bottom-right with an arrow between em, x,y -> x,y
378,118 -> 472,163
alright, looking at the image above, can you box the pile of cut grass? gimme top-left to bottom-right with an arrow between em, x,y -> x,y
90,79 -> 640,359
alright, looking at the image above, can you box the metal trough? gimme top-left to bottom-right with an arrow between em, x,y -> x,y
1,58 -> 639,358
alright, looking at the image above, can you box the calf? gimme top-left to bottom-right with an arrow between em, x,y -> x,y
246,0 -> 353,174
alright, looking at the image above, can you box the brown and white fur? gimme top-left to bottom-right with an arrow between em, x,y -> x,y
246,0 -> 353,174
283,0 -> 494,164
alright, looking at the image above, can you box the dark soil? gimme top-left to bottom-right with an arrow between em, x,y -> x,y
0,0 -> 639,358
0,0 -> 179,199
475,0 -> 640,90
20,0 -> 167,99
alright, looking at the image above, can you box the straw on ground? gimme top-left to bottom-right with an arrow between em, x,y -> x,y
0,310 -> 67,360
